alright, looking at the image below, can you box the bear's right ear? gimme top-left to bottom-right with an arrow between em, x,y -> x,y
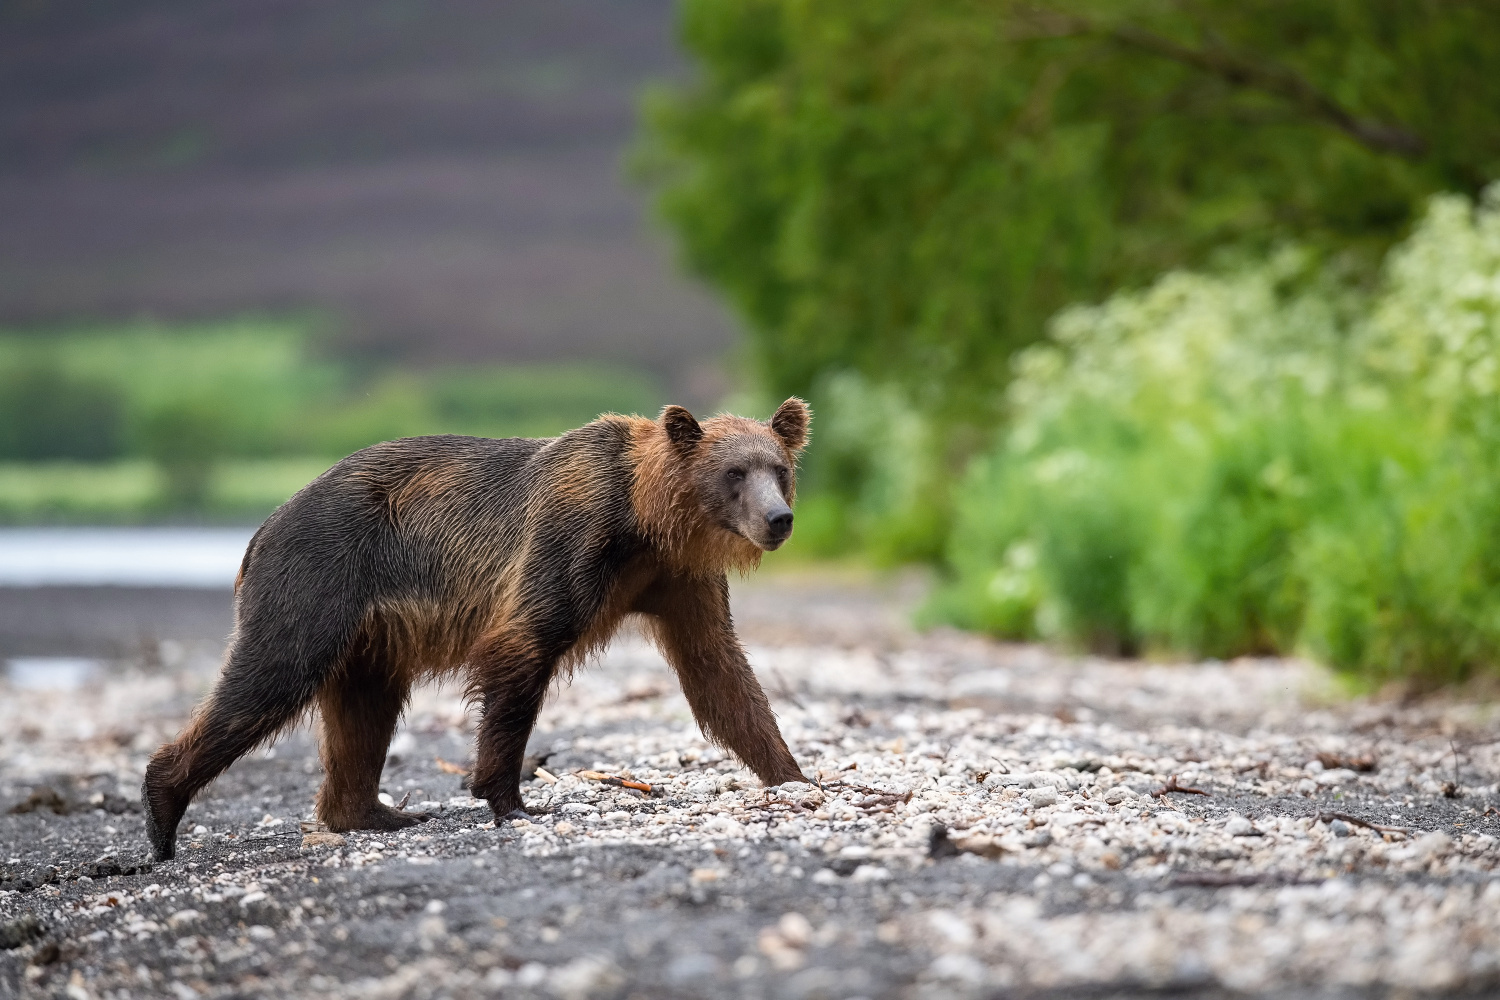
660,405 -> 703,454
769,397 -> 810,451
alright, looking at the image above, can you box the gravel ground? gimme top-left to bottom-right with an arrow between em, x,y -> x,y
3,570 -> 1499,1000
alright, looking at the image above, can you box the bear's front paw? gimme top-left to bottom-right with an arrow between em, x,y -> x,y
326,802 -> 432,832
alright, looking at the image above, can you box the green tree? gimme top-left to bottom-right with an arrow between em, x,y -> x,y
138,401 -> 231,510
0,366 -> 125,460
640,0 -> 1500,419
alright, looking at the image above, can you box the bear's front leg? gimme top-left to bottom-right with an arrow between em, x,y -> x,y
467,643 -> 561,822
643,574 -> 807,786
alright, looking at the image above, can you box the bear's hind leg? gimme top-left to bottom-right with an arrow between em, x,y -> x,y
314,648 -> 428,832
466,640 -> 561,822
142,643 -> 328,861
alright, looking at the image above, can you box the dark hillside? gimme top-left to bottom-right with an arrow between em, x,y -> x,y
0,0 -> 734,397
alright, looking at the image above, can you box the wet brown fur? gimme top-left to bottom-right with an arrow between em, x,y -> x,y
140,400 -> 812,861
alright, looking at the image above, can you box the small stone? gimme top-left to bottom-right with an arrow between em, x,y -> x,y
551,955 -> 623,1000
1330,819 -> 1351,838
1026,787 -> 1058,808
1224,816 -> 1256,837
1023,828 -> 1052,848
191,825 -> 208,837
1413,832 -> 1452,861
0,914 -> 44,949
554,821 -> 576,836
515,962 -> 549,988
166,909 -> 202,930
1103,787 -> 1133,805
929,953 -> 987,985
777,913 -> 812,946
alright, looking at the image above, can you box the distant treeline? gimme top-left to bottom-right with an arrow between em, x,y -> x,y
0,319 -> 660,517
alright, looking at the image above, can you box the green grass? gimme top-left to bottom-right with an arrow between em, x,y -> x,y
0,458 -> 333,524
0,315 -> 668,523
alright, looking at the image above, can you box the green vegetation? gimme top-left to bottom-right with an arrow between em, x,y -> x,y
642,0 -> 1500,421
924,190 -> 1500,685
645,0 -> 1500,684
0,459 -> 331,524
0,318 -> 661,522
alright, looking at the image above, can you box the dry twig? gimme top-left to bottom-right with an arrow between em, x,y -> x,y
1316,811 -> 1409,837
1152,774 -> 1209,798
576,770 -> 652,794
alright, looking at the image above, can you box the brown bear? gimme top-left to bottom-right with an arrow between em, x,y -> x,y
141,399 -> 812,861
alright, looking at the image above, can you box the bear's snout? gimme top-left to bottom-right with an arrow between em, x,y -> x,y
765,506 -> 793,541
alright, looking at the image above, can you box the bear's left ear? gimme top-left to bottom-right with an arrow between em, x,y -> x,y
769,397 -> 810,452
661,404 -> 703,454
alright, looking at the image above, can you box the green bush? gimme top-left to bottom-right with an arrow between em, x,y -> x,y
928,188 -> 1500,685
779,373 -> 951,563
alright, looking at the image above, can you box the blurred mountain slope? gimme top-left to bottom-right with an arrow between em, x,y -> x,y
0,0 -> 734,396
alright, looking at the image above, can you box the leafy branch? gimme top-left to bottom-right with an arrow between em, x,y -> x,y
1013,9 -> 1427,158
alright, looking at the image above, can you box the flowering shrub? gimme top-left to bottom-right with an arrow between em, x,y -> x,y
926,187 -> 1500,684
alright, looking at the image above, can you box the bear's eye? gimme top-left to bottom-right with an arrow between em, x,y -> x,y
726,468 -> 745,482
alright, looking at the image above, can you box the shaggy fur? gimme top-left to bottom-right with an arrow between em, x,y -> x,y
141,399 -> 812,861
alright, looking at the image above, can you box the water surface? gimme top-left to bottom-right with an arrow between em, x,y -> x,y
0,527 -> 255,588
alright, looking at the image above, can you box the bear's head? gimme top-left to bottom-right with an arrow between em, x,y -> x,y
659,397 -> 810,552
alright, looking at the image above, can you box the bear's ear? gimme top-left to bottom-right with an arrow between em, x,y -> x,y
769,397 -> 810,451
660,404 -> 703,453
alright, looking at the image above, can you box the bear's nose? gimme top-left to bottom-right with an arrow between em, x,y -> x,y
766,509 -> 793,536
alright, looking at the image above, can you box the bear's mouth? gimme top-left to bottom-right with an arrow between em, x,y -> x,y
749,518 -> 794,551
731,521 -> 792,552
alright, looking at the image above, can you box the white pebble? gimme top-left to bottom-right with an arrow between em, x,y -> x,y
1027,787 -> 1059,808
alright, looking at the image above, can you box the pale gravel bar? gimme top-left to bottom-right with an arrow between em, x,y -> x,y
2,571 -> 1498,999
